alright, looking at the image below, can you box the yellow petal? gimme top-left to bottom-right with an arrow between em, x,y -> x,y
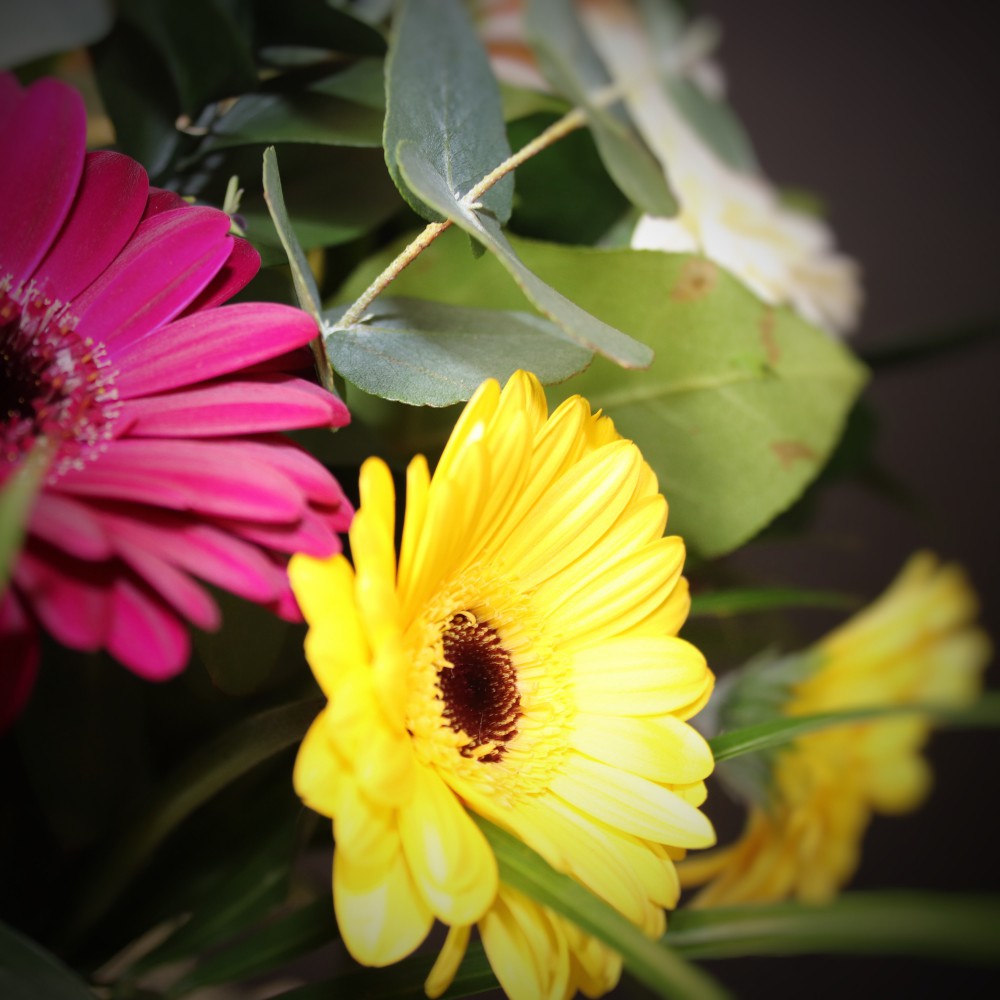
334,842 -> 433,966
292,709 -> 344,817
398,766 -> 498,924
425,924 -> 471,999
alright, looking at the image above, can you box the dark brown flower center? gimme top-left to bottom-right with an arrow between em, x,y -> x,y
439,613 -> 521,763
1,279 -> 118,478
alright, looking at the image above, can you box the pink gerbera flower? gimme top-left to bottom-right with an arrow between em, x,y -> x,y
0,74 -> 352,727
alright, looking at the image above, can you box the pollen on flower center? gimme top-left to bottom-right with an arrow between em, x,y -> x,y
438,613 -> 521,763
1,277 -> 119,476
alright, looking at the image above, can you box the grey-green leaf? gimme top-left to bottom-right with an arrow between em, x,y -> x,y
396,142 -> 653,368
324,298 -> 592,406
524,0 -> 677,217
384,0 -> 513,223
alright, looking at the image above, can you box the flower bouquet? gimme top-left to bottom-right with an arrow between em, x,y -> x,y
2,1 -> 997,998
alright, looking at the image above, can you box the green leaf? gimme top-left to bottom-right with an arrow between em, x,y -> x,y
709,692 -> 1000,763
0,922 -> 95,1000
475,817 -> 730,1000
524,0 -> 677,217
506,112 -> 629,245
63,697 -> 321,943
396,143 -> 653,369
324,297 -> 592,405
689,587 -> 859,618
333,228 -> 866,555
384,0 -> 513,223
667,892 -> 1000,964
119,0 -> 257,117
167,897 -> 337,998
0,440 -> 51,590
193,60 -> 386,153
251,0 -> 387,57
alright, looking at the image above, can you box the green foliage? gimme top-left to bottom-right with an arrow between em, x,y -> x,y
324,298 -> 592,405
396,144 -> 654,368
383,0 -> 513,222
335,229 -> 867,555
0,923 -> 95,1000
524,0 -> 677,217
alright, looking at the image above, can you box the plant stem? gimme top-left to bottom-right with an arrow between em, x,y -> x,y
334,106 -> 588,329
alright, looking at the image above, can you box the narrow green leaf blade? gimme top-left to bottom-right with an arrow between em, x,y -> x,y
168,898 -> 338,998
324,298 -> 591,405
475,817 -> 730,1000
667,892 -> 1000,964
0,922 -> 95,1000
0,440 -> 51,590
524,0 -> 677,216
396,142 -> 653,368
689,587 -> 859,617
384,0 -> 513,222
709,692 -> 1000,763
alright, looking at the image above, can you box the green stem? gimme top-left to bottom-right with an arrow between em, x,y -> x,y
335,107 -> 588,329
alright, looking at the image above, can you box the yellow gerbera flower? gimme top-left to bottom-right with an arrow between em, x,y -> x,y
681,553 -> 991,907
289,370 -> 716,998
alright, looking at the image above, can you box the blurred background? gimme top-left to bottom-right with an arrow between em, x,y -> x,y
693,1 -> 1000,993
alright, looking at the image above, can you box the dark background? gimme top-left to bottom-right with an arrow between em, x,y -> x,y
685,1 -> 1000,994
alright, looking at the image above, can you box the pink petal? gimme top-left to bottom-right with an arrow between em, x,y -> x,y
233,437 -> 352,506
269,582 -> 304,623
120,373 -> 344,438
94,505 -> 288,603
106,577 -> 191,680
114,542 -> 221,631
13,544 -> 111,651
142,188 -> 189,219
181,236 -> 260,313
217,505 -> 345,557
73,206 -> 233,348
59,439 -> 308,522
29,492 -> 113,560
0,78 -> 86,285
114,303 -> 322,399
34,151 -> 149,300
0,588 -> 39,731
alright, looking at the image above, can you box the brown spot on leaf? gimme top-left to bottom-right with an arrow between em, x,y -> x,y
671,258 -> 718,302
771,440 -> 819,468
760,307 -> 780,365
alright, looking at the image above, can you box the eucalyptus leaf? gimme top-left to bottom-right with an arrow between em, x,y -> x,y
384,0 -> 513,223
709,692 -> 1000,763
475,817 -> 730,1000
396,142 -> 653,369
63,697 -> 320,942
333,228 -> 866,555
524,0 -> 677,217
667,892 -> 1000,964
324,297 -> 591,405
194,60 -> 385,153
0,923 -> 95,1000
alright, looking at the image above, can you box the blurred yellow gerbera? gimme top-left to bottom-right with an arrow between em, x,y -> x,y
290,370 -> 716,998
682,553 -> 990,907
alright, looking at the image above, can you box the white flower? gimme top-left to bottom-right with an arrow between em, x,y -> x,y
581,0 -> 862,335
